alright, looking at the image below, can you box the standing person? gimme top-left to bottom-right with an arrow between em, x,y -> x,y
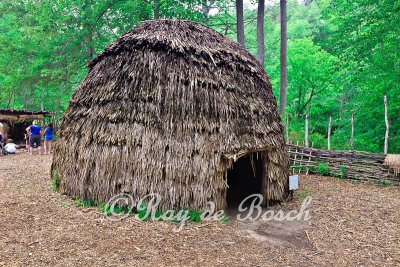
24,133 -> 30,153
0,121 -> 3,144
26,120 -> 42,155
0,122 -> 3,155
44,123 -> 54,154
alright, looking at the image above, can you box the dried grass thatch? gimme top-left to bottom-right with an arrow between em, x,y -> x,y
384,154 -> 400,176
52,20 -> 289,210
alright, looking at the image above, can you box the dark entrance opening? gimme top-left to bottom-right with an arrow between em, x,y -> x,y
226,153 -> 264,209
10,121 -> 31,143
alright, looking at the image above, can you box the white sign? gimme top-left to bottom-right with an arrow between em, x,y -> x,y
289,175 -> 299,190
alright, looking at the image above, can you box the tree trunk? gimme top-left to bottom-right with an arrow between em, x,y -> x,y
201,0 -> 211,26
305,114 -> 309,148
328,116 -> 332,150
384,95 -> 389,154
286,113 -> 289,144
23,91 -> 27,109
350,113 -> 354,151
257,0 -> 265,67
6,91 -> 14,109
154,0 -> 160,19
40,87 -> 45,111
236,0 -> 245,47
279,0 -> 287,114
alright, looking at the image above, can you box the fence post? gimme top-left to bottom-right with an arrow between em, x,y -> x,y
305,113 -> 309,148
328,116 -> 332,150
384,95 -> 389,154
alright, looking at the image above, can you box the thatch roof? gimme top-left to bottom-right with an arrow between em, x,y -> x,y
0,109 -> 49,122
384,155 -> 400,176
52,20 -> 289,210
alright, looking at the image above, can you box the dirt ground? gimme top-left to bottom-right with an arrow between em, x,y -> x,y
1,153 -> 399,266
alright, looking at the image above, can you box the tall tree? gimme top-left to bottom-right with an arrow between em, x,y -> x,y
257,0 -> 265,67
236,0 -> 245,47
201,0 -> 215,26
154,0 -> 160,19
279,0 -> 287,114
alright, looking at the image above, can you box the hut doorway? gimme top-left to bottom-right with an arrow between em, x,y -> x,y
226,153 -> 264,209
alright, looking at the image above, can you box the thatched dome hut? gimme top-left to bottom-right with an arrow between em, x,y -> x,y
52,20 -> 289,210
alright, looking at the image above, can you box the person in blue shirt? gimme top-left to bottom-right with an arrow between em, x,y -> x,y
44,123 -> 54,154
26,120 -> 42,155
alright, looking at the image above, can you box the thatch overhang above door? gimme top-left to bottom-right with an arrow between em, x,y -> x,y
222,147 -> 271,162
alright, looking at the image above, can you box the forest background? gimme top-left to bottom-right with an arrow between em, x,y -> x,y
0,0 -> 399,153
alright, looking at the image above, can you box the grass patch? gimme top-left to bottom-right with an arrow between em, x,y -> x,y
220,215 -> 230,224
74,198 -> 95,208
295,188 -> 312,200
51,169 -> 59,192
380,179 -> 391,187
188,210 -> 203,223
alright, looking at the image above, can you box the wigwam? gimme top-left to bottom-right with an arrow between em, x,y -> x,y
52,20 -> 289,210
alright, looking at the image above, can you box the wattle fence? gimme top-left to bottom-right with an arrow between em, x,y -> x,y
287,144 -> 400,186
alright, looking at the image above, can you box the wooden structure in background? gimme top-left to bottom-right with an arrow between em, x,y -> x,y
0,109 -> 50,142
288,144 -> 400,185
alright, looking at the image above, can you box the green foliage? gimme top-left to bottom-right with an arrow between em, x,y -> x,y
317,163 -> 330,176
220,215 -> 230,225
74,198 -> 83,208
1,0 -> 399,153
97,203 -> 107,213
286,38 -> 337,117
340,165 -> 347,179
83,200 -> 96,208
188,210 -> 203,223
111,205 -> 133,215
74,198 -> 95,208
51,170 -> 58,192
380,179 -> 391,187
136,203 -> 150,220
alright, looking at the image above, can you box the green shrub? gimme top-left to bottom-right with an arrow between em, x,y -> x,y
340,165 -> 347,179
318,163 -> 330,176
82,200 -> 95,208
137,203 -> 150,220
74,198 -> 95,208
74,198 -> 83,207
309,165 -> 317,173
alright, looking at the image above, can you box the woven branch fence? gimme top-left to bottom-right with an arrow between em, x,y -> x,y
287,144 -> 400,186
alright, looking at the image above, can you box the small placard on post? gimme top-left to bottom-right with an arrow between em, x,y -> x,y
289,175 -> 299,191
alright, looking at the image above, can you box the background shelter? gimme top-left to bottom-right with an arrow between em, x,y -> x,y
0,109 -> 50,144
